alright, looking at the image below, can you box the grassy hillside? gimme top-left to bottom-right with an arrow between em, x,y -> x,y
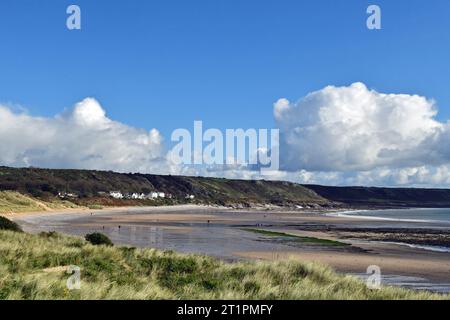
162,175 -> 326,207
3,166 -> 450,209
0,166 -> 328,208
0,230 -> 446,300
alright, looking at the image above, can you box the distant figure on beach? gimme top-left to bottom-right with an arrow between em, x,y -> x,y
207,220 -> 210,225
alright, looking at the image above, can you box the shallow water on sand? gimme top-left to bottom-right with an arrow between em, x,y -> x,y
351,273 -> 450,294
16,210 -> 300,261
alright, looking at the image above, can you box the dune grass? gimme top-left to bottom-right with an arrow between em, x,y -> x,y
0,191 -> 80,214
0,230 -> 447,300
0,191 -> 46,214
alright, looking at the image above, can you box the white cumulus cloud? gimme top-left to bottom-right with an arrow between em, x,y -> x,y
275,82 -> 445,172
0,98 -> 172,173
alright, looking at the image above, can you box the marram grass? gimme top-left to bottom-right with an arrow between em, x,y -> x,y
0,230 -> 447,300
0,191 -> 79,214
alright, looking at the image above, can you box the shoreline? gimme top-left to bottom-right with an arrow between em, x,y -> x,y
5,203 -> 226,218
326,209 -> 450,225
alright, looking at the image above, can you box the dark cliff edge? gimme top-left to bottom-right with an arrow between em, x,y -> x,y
304,184 -> 450,208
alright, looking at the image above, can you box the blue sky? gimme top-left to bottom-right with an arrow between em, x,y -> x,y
1,0 -> 450,138
2,1 -> 450,186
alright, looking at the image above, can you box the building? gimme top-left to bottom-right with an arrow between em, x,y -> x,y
131,193 -> 146,200
145,192 -> 166,199
109,191 -> 123,199
57,192 -> 78,199
148,192 -> 159,199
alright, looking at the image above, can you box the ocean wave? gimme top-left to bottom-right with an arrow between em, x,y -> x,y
379,241 -> 450,253
325,210 -> 450,224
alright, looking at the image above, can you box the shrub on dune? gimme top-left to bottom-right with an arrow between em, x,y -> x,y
85,232 -> 113,246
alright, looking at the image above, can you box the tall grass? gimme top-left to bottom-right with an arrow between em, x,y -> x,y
0,191 -> 45,214
0,191 -> 79,214
0,230 -> 447,300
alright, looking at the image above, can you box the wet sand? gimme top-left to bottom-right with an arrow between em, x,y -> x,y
11,205 -> 450,292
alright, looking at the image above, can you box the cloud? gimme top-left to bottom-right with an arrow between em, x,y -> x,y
275,82 -> 445,172
290,166 -> 450,188
0,98 -> 173,173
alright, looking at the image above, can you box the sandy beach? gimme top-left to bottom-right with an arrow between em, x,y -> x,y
10,205 -> 450,292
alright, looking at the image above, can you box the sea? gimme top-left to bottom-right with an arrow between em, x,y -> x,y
329,207 -> 450,225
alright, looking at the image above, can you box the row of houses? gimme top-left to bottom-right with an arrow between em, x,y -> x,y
109,191 -> 169,200
58,191 -> 195,201
57,192 -> 78,199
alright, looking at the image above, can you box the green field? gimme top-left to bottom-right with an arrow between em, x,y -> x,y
0,229 -> 447,300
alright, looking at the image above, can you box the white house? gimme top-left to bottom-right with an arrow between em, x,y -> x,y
148,192 -> 159,199
109,191 -> 123,199
58,192 -> 78,199
131,193 -> 144,199
145,192 -> 166,199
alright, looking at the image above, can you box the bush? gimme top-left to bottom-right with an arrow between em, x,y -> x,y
39,231 -> 59,238
0,216 -> 23,232
85,232 -> 113,246
87,204 -> 103,210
